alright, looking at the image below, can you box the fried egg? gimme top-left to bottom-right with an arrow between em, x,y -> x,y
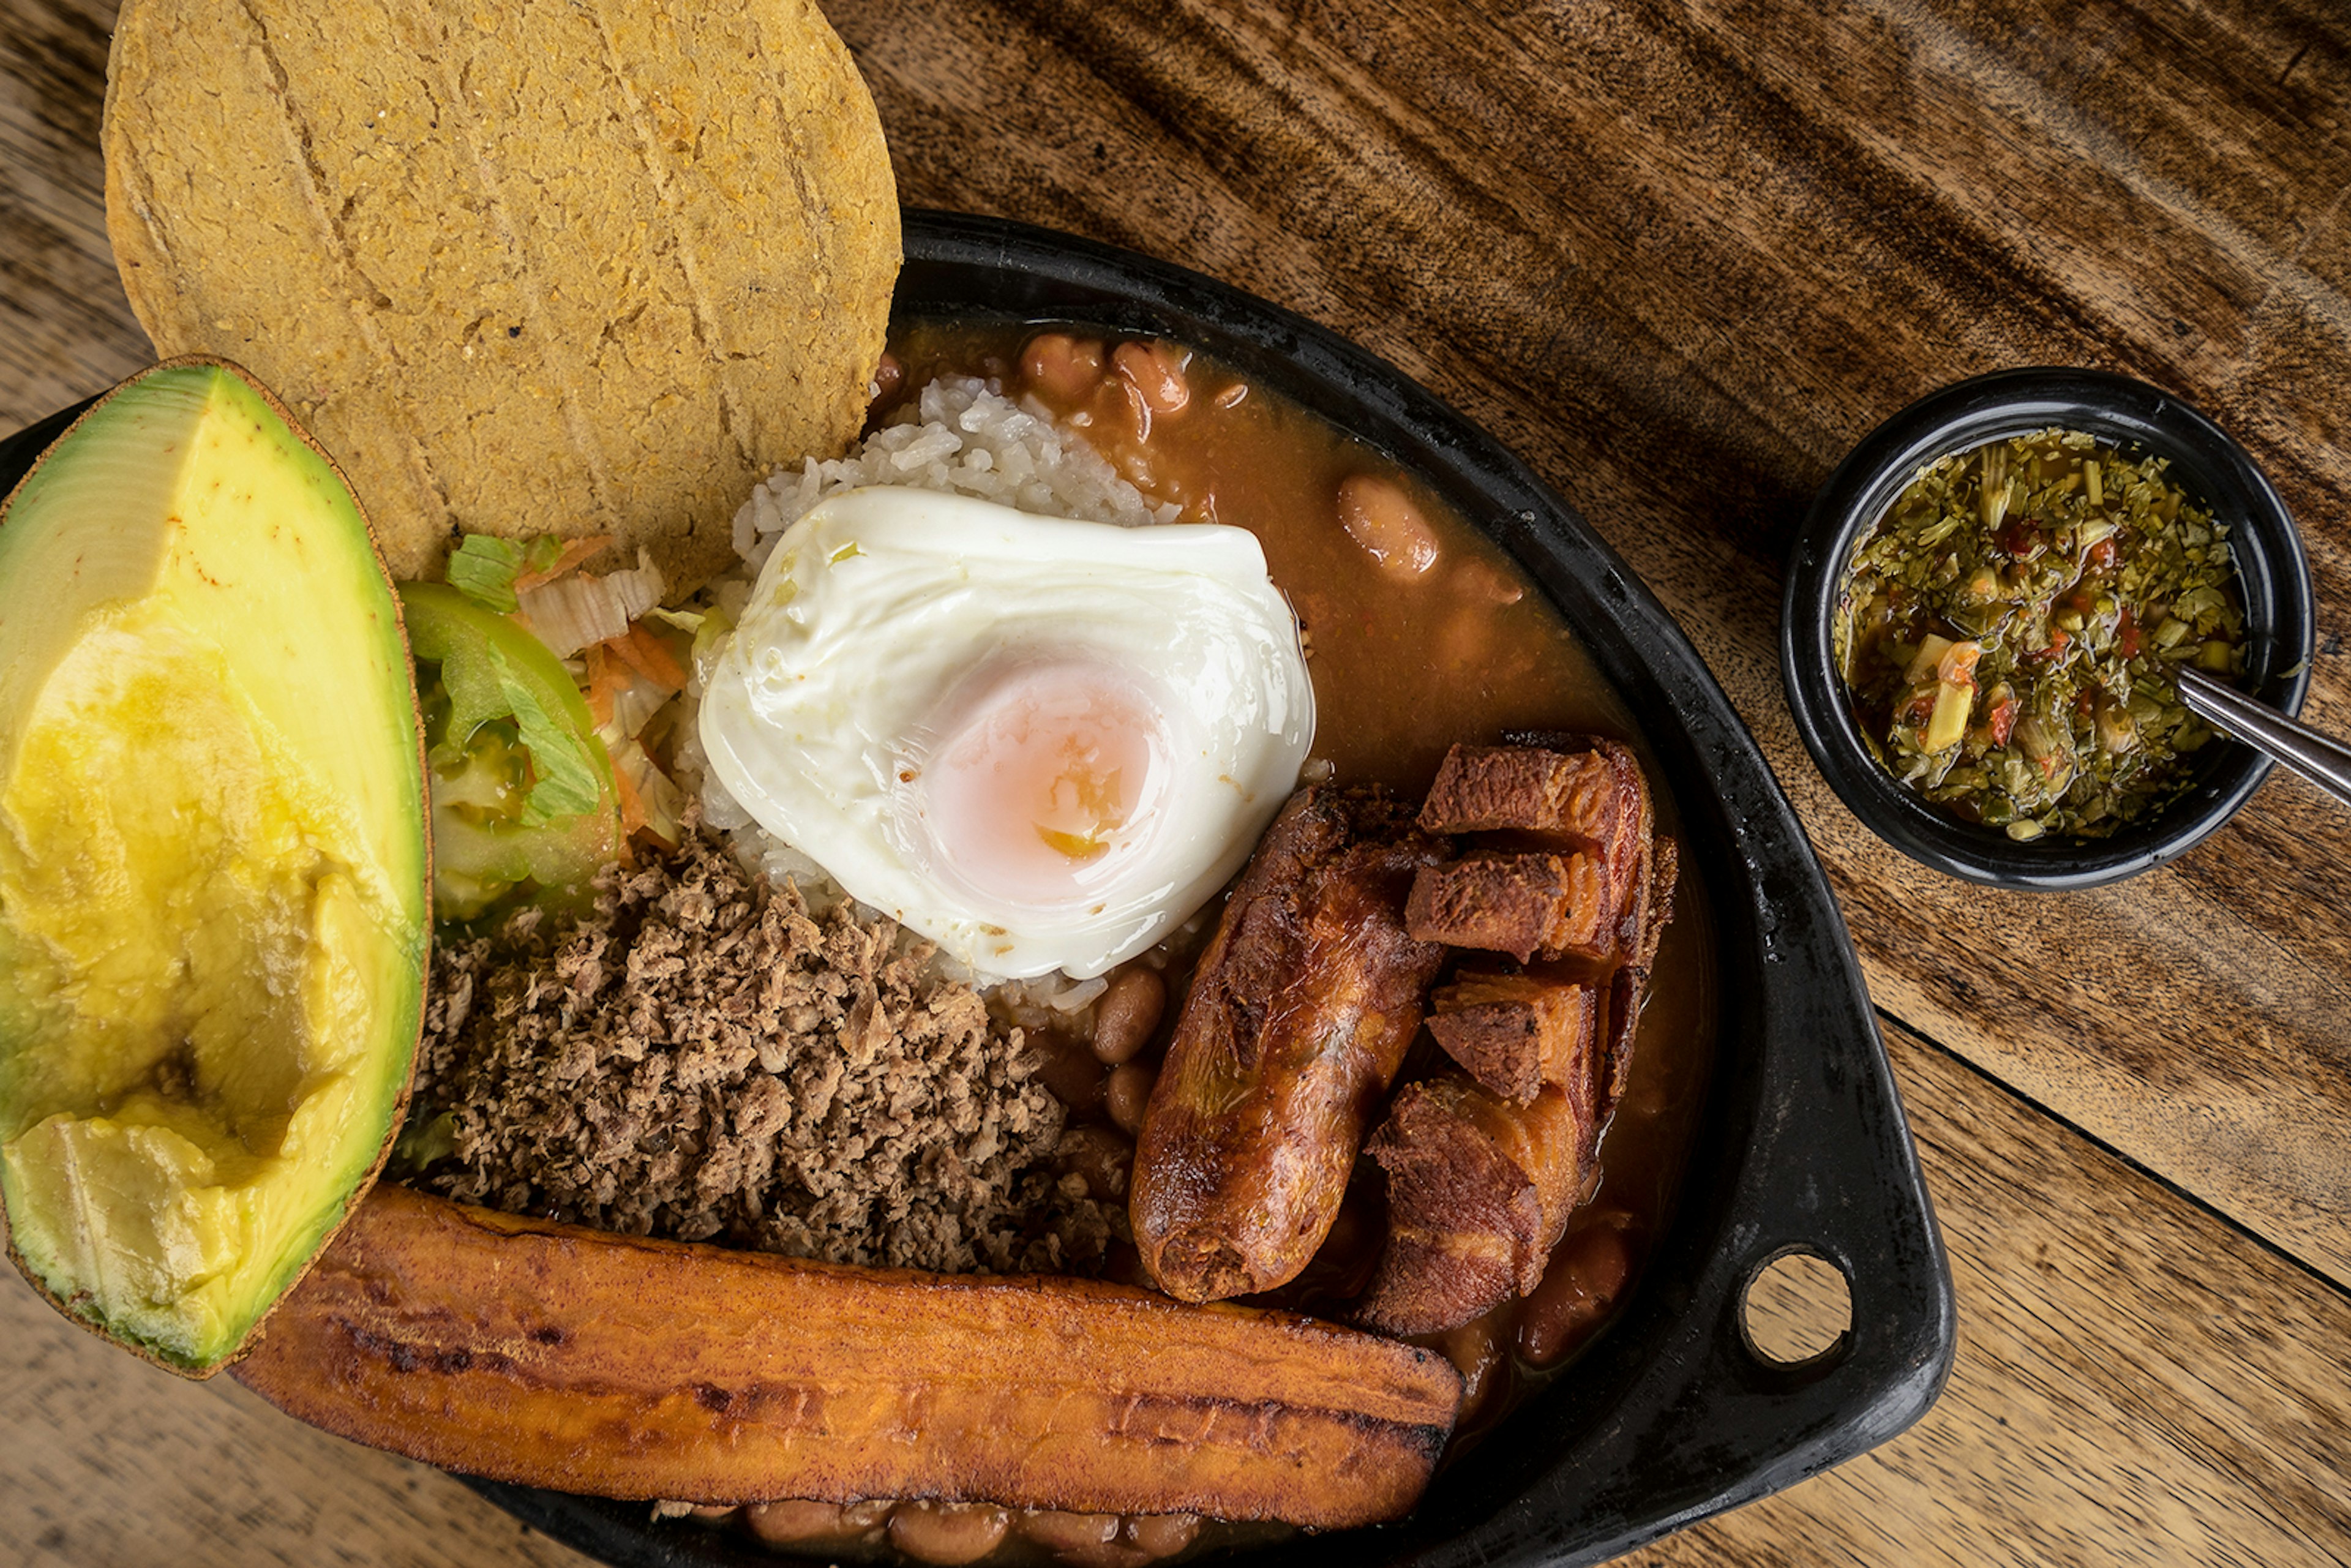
698,486 -> 1313,978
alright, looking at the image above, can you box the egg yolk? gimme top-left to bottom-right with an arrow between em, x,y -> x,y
918,660 -> 1176,915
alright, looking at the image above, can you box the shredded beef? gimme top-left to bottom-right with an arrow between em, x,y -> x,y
410,830 -> 1112,1275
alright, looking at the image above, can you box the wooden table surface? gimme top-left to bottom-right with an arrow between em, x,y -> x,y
5,0 -> 2349,1562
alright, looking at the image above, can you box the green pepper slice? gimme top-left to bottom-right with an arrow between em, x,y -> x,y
398,582 -> 620,924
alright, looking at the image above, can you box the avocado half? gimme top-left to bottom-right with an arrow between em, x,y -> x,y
0,358 -> 430,1376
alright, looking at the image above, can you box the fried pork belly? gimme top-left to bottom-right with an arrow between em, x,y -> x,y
1407,739 -> 1658,964
1426,971 -> 1598,1107
1417,738 -> 1642,850
1404,849 -> 1611,963
1606,835 -> 1679,1105
1354,1075 -> 1595,1337
1364,736 -> 1679,1335
1130,785 -> 1447,1304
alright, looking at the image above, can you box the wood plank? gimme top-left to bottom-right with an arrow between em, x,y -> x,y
2,0 -> 2350,1563
0,1271 -> 596,1567
823,0 -> 2351,1284
0,0 -> 149,421
1625,1018 -> 2351,1566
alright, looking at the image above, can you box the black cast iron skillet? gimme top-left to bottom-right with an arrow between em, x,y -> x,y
0,209 -> 1955,1567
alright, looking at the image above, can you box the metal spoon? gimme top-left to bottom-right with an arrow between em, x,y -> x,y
2177,666 -> 2351,810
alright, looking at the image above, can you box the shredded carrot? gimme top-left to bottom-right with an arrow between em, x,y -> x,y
611,755 -> 649,838
581,645 -> 616,727
600,632 -> 656,689
514,534 -> 616,593
606,621 -> 687,692
632,621 -> 689,689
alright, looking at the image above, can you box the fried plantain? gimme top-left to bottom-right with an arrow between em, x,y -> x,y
233,1185 -> 1462,1528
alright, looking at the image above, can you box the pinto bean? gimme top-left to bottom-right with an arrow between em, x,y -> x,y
1441,1310 -> 1510,1429
1125,1513 -> 1202,1557
1337,475 -> 1439,577
1034,1028 -> 1109,1117
1114,340 -> 1191,416
1106,1062 -> 1156,1135
1092,967 -> 1167,1065
1024,332 -> 1108,403
744,1500 -> 855,1544
1056,1125 -> 1136,1203
1453,554 -> 1526,606
1020,1509 -> 1123,1551
888,1502 -> 1011,1565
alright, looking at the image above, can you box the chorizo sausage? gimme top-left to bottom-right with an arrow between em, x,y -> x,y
1129,786 -> 1446,1303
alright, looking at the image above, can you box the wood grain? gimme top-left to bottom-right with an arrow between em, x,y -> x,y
1628,1019 -> 2351,1567
4,0 -> 2351,1563
0,0 -> 146,419
0,1266 -> 594,1567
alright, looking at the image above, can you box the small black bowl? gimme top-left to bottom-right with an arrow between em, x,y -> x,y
1782,367 -> 2316,890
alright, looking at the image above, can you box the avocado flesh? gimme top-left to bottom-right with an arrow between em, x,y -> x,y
0,362 -> 427,1375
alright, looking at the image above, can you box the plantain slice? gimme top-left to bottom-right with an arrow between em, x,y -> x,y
233,1185 -> 1463,1527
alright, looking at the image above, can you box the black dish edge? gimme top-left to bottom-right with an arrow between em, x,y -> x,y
1780,366 -> 2316,890
0,209 -> 1956,1568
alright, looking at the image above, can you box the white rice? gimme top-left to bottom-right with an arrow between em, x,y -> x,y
731,375 -> 1179,577
691,374 -> 1180,998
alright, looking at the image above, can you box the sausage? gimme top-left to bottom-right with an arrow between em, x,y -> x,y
231,1185 -> 1463,1528
1128,786 -> 1447,1303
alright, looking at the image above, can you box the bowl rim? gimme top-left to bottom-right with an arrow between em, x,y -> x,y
1780,366 -> 2317,891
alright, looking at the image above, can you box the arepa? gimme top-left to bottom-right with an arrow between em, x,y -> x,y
103,0 -> 899,590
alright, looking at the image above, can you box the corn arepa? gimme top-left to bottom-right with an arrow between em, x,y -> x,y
102,0 -> 899,590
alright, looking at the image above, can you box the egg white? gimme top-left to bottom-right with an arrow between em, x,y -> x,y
698,486 -> 1313,979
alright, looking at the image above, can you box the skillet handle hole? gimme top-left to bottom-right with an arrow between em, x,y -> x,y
1738,1247 -> 1854,1370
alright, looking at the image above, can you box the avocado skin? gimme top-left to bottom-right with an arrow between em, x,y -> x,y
0,358 -> 430,1378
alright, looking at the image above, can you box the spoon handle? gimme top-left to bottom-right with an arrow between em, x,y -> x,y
2177,666 -> 2351,811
